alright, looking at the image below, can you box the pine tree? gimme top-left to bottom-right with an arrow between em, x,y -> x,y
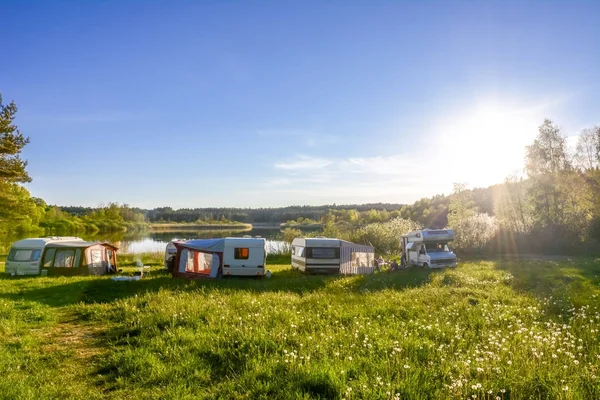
0,92 -> 41,232
0,93 -> 31,183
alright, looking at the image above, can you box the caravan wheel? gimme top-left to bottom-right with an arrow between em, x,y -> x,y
423,263 -> 429,268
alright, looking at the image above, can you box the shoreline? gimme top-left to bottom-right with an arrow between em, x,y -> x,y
149,223 -> 252,231
279,223 -> 323,229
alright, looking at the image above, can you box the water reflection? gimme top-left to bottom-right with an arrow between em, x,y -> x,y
120,228 -> 291,254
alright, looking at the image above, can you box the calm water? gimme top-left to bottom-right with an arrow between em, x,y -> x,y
121,228 -> 292,254
0,227 -> 309,256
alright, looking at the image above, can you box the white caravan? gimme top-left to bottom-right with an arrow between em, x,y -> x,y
401,229 -> 457,269
5,237 -> 84,276
171,237 -> 268,278
291,237 -> 375,274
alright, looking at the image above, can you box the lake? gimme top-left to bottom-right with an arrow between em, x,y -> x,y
0,227 -> 314,256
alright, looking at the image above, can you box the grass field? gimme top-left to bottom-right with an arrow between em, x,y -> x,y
0,257 -> 599,399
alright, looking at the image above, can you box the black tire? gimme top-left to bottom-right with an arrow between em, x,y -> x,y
423,263 -> 429,268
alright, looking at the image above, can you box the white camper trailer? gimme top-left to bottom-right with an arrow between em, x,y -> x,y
291,237 -> 375,275
5,237 -> 118,276
401,229 -> 457,269
171,237 -> 268,279
5,237 -> 84,275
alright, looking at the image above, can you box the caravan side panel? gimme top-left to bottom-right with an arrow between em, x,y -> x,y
222,243 -> 266,276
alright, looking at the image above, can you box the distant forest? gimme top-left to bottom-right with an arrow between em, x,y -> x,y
55,186 -> 495,228
58,203 -> 406,225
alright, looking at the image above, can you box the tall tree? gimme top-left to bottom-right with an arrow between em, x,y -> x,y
575,127 -> 600,171
447,182 -> 477,227
0,92 -> 40,233
0,93 -> 31,183
495,174 -> 532,234
525,119 -> 571,227
447,183 -> 497,250
595,126 -> 600,163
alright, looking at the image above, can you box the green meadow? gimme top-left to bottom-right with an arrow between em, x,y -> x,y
0,256 -> 599,399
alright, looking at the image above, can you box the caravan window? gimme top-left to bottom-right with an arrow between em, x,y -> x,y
307,247 -> 339,259
426,243 -> 450,252
293,246 -> 305,257
90,249 -> 103,268
43,248 -> 56,267
234,248 -> 249,259
180,250 -> 216,275
54,249 -> 75,268
8,249 -> 33,261
73,249 -> 82,268
31,249 -> 41,261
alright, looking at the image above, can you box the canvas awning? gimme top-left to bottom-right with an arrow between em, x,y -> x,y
173,239 -> 224,279
339,240 -> 375,275
175,239 -> 225,252
45,241 -> 118,250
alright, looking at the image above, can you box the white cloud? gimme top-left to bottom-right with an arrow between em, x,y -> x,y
274,155 -> 334,171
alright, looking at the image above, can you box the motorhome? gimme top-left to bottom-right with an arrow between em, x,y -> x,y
5,237 -> 118,276
401,229 -> 457,269
291,237 -> 375,275
172,237 -> 267,279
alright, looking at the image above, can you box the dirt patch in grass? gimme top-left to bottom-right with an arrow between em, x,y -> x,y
39,312 -> 107,361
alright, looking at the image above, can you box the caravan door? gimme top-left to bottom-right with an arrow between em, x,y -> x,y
417,244 -> 429,266
405,242 -> 419,266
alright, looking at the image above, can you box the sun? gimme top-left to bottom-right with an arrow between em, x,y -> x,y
433,102 -> 542,188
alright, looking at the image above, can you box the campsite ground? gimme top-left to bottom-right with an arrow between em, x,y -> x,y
0,256 -> 599,399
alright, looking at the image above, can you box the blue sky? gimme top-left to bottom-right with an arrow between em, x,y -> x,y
1,1 -> 599,208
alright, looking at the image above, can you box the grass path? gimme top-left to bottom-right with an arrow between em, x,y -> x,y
39,308 -> 105,362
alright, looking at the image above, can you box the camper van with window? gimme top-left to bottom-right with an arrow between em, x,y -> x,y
291,237 -> 375,274
5,237 -> 118,276
171,237 -> 267,279
401,229 -> 457,269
